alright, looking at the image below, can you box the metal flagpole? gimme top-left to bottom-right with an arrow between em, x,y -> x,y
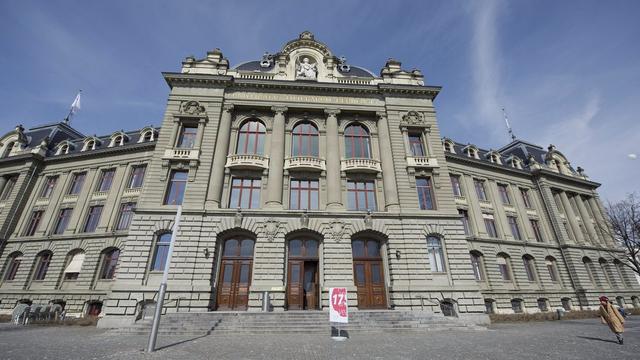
146,205 -> 182,353
502,107 -> 517,141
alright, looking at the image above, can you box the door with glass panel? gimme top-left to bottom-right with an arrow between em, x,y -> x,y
216,238 -> 254,310
352,239 -> 387,309
286,238 -> 319,310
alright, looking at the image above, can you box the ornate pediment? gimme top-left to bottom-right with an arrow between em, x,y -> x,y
400,111 -> 428,127
180,100 -> 206,116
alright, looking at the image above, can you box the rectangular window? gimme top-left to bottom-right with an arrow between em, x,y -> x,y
547,260 -> 558,282
483,214 -> 498,238
508,216 -> 522,240
96,169 -> 116,192
416,177 -> 436,210
427,237 -> 446,272
459,209 -> 471,236
177,125 -> 198,148
474,179 -> 487,201
229,178 -> 261,209
0,176 -> 17,201
116,202 -> 136,230
53,208 -> 73,235
33,253 -> 51,281
128,165 -> 146,189
450,175 -> 463,197
164,170 -> 188,205
347,180 -> 376,211
498,184 -> 511,204
521,188 -> 532,208
68,172 -> 86,195
538,299 -> 548,312
289,179 -> 319,210
40,176 -> 58,198
530,220 -> 543,242
23,210 -> 43,236
408,133 -> 425,156
83,205 -> 103,233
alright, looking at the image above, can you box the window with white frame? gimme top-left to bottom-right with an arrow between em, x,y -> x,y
427,236 -> 446,272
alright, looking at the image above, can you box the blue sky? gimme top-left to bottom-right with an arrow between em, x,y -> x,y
1,0 -> 638,202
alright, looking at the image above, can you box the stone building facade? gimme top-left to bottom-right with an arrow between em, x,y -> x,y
0,32 -> 637,326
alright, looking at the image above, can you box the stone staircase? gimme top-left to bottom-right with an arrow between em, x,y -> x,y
114,310 -> 484,336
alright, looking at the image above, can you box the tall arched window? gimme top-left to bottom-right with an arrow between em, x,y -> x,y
427,236 -> 446,272
3,252 -> 23,281
545,256 -> 559,283
522,254 -> 537,282
237,120 -> 266,155
614,259 -> 627,287
100,248 -> 120,280
469,251 -> 484,281
598,258 -> 611,287
497,253 -> 511,281
62,250 -> 85,280
151,233 -> 172,271
583,257 -> 596,285
291,122 -> 319,157
344,124 -> 371,158
33,251 -> 53,281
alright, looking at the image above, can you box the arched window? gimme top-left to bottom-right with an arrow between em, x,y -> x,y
63,250 -> 85,280
545,256 -> 559,283
99,248 -> 120,280
616,296 -> 625,308
344,124 -> 371,158
57,144 -> 70,155
583,257 -> 596,285
427,236 -> 445,272
497,253 -> 511,281
288,238 -> 319,258
561,297 -> 572,311
443,141 -> 455,154
237,120 -> 266,155
613,260 -> 627,287
522,254 -> 537,282
33,251 -> 53,281
3,252 -> 23,281
291,122 -> 319,157
151,233 -> 172,271
511,298 -> 523,313
537,298 -> 549,312
82,140 -> 96,152
484,299 -> 495,314
440,300 -> 456,317
631,296 -> 640,309
469,251 -> 485,281
598,258 -> 611,287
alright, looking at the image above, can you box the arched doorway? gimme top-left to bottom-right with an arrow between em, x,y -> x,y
352,238 -> 387,309
287,238 -> 319,310
216,238 -> 255,310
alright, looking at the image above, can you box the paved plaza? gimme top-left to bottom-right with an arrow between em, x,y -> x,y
0,317 -> 639,359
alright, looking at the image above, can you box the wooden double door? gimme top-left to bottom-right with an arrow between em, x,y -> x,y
216,238 -> 255,311
352,239 -> 387,309
286,239 -> 319,310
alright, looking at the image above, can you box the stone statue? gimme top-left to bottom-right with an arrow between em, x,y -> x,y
296,57 -> 317,79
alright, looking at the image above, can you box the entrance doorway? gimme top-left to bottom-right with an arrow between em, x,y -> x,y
216,238 -> 255,311
287,238 -> 319,310
352,238 -> 387,309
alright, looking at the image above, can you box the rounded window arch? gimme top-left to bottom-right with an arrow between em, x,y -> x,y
522,254 -> 537,282
99,247 -> 120,280
582,256 -> 596,284
62,249 -> 85,281
344,123 -> 371,158
2,251 -> 23,281
291,122 -> 319,157
288,238 -> 319,258
484,298 -> 495,314
33,250 -> 53,281
545,256 -> 559,282
151,232 -> 172,271
469,250 -> 485,281
511,298 -> 524,313
426,236 -> 446,273
351,238 -> 381,259
222,237 -> 255,258
497,252 -> 512,281
237,120 -> 266,155
537,298 -> 549,312
598,257 -> 612,287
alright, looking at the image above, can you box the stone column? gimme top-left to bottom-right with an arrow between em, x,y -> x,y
206,104 -> 234,208
0,176 -> 7,198
462,175 -> 486,236
376,112 -> 400,212
325,109 -> 343,210
265,106 -> 287,209
575,195 -> 599,245
587,196 -> 614,247
560,192 -> 585,244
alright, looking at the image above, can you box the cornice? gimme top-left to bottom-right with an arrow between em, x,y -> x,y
445,153 -> 532,177
533,168 -> 600,188
44,142 -> 156,164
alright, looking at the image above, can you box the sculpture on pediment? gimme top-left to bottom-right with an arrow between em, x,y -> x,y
181,100 -> 206,116
296,57 -> 317,79
401,111 -> 425,126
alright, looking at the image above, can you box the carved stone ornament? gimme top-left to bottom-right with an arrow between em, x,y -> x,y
296,57 -> 317,79
364,210 -> 373,229
401,111 -> 426,126
263,218 -> 281,242
181,100 -> 206,116
330,220 -> 346,242
234,209 -> 243,228
300,210 -> 309,228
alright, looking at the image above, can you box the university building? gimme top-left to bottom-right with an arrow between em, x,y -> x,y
0,32 -> 638,326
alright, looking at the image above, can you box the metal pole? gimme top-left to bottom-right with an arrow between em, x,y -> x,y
146,206 -> 182,353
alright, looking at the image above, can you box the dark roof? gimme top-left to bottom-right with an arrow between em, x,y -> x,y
235,60 -> 273,72
337,65 -> 375,78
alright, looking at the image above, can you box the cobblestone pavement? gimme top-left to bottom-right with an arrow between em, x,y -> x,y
0,317 -> 639,359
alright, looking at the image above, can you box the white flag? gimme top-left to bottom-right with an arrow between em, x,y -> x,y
70,91 -> 81,115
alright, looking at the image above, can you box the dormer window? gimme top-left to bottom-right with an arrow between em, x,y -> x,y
510,158 -> 522,169
465,147 -> 479,159
55,143 -> 72,156
138,128 -> 156,143
109,133 -> 128,147
443,141 -> 455,154
82,139 -> 99,152
488,153 -> 501,164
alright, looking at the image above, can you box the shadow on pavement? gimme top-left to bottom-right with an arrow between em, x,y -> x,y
154,334 -> 210,351
576,336 -> 619,344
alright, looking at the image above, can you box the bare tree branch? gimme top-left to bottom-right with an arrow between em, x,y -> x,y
599,193 -> 640,276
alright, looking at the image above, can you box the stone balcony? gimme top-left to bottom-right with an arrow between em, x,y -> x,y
341,158 -> 382,173
61,194 -> 79,203
123,188 -> 142,197
162,148 -> 200,161
226,154 -> 269,170
284,156 -> 326,172
406,156 -> 439,168
91,191 -> 109,201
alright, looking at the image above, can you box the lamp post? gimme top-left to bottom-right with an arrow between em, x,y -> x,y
146,205 -> 182,353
